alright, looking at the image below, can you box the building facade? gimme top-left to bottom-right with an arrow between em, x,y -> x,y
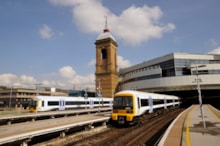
0,87 -> 68,109
95,24 -> 119,98
118,53 -> 220,99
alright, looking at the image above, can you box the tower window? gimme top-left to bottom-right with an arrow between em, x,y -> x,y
101,49 -> 107,59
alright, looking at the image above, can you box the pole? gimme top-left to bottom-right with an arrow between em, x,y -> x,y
196,66 -> 206,129
84,88 -> 88,109
9,87 -> 12,109
98,79 -> 101,113
35,83 -> 42,96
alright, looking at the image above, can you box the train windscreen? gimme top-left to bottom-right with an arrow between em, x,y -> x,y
28,100 -> 37,108
113,96 -> 133,109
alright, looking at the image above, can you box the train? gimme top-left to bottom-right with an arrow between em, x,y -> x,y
111,90 -> 180,125
28,96 -> 113,112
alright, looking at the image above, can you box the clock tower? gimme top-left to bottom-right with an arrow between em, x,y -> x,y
95,20 -> 118,98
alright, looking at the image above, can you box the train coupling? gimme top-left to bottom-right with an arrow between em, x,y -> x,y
118,116 -> 126,125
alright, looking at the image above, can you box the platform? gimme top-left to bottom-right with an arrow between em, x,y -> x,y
0,107 -> 112,125
0,112 -> 110,145
159,104 -> 220,146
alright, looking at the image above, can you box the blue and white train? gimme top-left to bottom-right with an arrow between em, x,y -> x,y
28,96 -> 113,112
111,90 -> 180,125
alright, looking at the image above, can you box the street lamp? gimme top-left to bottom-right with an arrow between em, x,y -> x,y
35,83 -> 42,96
9,87 -> 12,109
192,65 -> 206,129
84,88 -> 88,109
95,78 -> 104,112
8,80 -> 22,109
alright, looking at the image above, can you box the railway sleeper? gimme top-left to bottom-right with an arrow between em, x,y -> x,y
138,107 -> 178,124
85,124 -> 94,130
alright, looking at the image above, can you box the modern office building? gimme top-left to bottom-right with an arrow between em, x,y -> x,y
118,52 -> 220,104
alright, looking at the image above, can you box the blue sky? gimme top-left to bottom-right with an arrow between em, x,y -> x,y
1,0 -> 220,90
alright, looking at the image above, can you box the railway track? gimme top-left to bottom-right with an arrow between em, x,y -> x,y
45,108 -> 184,146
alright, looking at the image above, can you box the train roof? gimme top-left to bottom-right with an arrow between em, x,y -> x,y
31,96 -> 113,100
115,90 -> 180,99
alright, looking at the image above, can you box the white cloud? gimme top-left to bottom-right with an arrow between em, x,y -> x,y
111,5 -> 175,46
0,74 -> 17,86
59,66 -> 76,79
0,66 -> 94,90
117,55 -> 131,69
20,75 -> 36,83
0,74 -> 37,88
56,66 -> 95,90
49,0 -> 175,46
39,24 -> 54,39
88,55 -> 131,69
208,46 -> 220,54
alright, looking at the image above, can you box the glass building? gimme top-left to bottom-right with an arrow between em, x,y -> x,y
118,53 -> 220,105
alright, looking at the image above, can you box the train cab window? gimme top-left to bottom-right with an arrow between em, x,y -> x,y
42,101 -> 44,107
113,96 -> 133,108
29,100 -> 37,108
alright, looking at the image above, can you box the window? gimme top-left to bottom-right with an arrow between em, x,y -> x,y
101,49 -> 107,59
141,99 -> 148,106
48,101 -> 59,106
153,99 -> 164,105
66,101 -> 86,105
113,96 -> 133,108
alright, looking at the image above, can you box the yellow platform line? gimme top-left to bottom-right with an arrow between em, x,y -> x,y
206,105 -> 220,123
185,105 -> 196,146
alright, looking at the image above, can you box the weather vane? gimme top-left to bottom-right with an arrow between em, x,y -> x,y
104,15 -> 108,29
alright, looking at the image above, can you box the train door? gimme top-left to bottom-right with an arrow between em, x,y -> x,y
41,100 -> 44,111
109,100 -> 113,107
164,97 -> 167,109
89,99 -> 94,108
148,96 -> 153,113
137,97 -> 140,114
59,99 -> 65,110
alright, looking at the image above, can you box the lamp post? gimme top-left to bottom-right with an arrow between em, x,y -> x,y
9,87 -> 12,109
96,78 -> 104,112
35,83 -> 42,96
9,80 -> 22,109
193,65 -> 206,129
84,88 -> 88,109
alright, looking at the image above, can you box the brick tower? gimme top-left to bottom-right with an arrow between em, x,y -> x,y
95,20 -> 118,98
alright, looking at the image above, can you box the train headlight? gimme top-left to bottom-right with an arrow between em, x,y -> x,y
126,110 -> 133,113
126,116 -> 133,121
113,109 -> 118,113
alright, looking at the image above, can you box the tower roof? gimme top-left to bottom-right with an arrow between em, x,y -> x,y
96,30 -> 116,42
96,16 -> 116,42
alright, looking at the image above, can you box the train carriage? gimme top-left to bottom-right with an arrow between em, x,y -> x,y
111,90 -> 180,125
28,96 -> 113,112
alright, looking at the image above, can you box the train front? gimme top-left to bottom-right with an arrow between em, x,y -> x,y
111,92 -> 136,125
28,98 -> 38,112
